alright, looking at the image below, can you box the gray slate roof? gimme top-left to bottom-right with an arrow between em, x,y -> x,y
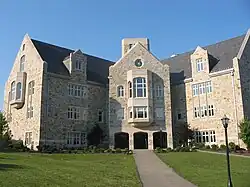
31,34 -> 246,85
31,39 -> 115,84
161,34 -> 246,84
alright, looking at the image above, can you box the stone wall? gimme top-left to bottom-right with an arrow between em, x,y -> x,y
3,34 -> 44,149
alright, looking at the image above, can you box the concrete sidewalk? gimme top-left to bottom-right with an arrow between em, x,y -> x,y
133,150 -> 197,187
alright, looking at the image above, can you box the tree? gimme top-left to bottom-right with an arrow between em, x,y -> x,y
175,122 -> 195,146
87,124 -> 104,146
0,111 -> 11,141
239,119 -> 250,150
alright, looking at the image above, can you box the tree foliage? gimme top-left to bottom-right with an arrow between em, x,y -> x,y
0,111 -> 12,141
175,122 -> 195,146
87,124 -> 104,146
239,119 -> 250,149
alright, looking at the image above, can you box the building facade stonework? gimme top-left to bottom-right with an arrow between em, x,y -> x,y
3,29 -> 250,150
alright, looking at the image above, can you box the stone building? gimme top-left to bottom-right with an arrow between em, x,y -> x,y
3,29 -> 250,150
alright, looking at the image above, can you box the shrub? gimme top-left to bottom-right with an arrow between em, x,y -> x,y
220,144 -> 227,150
229,142 -> 236,150
155,147 -> 162,153
115,148 -> 122,153
166,147 -> 172,152
239,119 -> 250,150
205,145 -> 211,149
193,143 -> 205,149
174,146 -> 181,152
127,150 -> 133,155
211,144 -> 219,151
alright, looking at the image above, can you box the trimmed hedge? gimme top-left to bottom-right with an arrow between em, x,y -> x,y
155,146 -> 197,153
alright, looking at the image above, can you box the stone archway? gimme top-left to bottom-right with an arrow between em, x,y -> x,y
114,132 -> 129,149
133,132 -> 148,149
153,131 -> 167,149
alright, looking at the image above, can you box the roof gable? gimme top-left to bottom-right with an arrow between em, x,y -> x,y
161,34 -> 246,83
31,39 -> 114,84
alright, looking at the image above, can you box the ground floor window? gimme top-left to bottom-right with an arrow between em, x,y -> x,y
67,132 -> 84,146
25,132 -> 32,145
195,130 -> 216,144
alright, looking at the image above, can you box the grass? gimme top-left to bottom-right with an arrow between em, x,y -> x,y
0,153 -> 141,187
157,152 -> 250,187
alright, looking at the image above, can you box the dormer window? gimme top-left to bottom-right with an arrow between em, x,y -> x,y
20,55 -> 25,72
196,58 -> 204,72
75,60 -> 82,71
117,86 -> 124,97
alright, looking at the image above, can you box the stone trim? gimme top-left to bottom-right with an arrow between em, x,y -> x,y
47,72 -> 70,80
237,29 -> 250,59
209,68 -> 234,77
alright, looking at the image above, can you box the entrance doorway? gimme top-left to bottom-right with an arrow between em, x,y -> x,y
133,132 -> 148,149
114,132 -> 129,149
153,131 -> 167,149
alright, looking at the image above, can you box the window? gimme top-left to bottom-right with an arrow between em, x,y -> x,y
75,60 -> 82,70
195,130 -> 216,144
200,106 -> 207,117
195,131 -> 202,143
206,81 -> 212,93
155,85 -> 163,97
129,107 -> 133,118
192,81 -> 212,96
68,84 -> 85,97
22,44 -> 25,51
177,113 -> 182,120
210,130 -> 216,143
155,108 -> 164,119
117,108 -> 124,120
133,77 -> 146,97
194,107 -> 199,118
134,107 -> 147,118
208,105 -> 214,116
27,107 -> 33,118
28,81 -> 35,95
196,58 -> 204,72
25,132 -> 32,145
16,82 -> 22,99
98,110 -> 104,122
68,106 -> 80,120
129,44 -> 133,49
202,131 -> 209,143
10,81 -> 16,100
67,132 -> 81,145
20,55 -> 25,72
128,81 -> 132,98
117,86 -> 124,97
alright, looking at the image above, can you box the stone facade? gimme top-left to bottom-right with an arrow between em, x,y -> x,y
3,30 -> 250,150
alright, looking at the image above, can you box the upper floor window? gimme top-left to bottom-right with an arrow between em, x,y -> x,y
98,110 -> 104,122
117,86 -> 124,97
68,106 -> 80,120
196,58 -> 204,72
68,83 -> 85,97
22,44 -> 25,51
28,81 -> 35,95
128,81 -> 132,98
194,104 -> 214,118
134,107 -> 147,118
20,55 -> 25,72
192,81 -> 212,96
11,81 -> 16,100
129,44 -> 133,49
16,82 -> 22,100
155,85 -> 163,97
75,60 -> 82,71
133,77 -> 146,97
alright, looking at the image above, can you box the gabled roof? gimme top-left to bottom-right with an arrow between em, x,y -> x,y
161,34 -> 246,84
31,39 -> 114,84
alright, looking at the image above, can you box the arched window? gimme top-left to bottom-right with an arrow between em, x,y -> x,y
133,77 -> 146,97
128,81 -> 132,98
20,55 -> 25,72
16,82 -> 22,99
117,86 -> 124,97
11,81 -> 16,100
28,81 -> 35,95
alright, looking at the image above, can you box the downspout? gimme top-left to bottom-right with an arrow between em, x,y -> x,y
231,70 -> 240,145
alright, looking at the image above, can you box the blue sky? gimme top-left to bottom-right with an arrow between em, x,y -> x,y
0,0 -> 249,109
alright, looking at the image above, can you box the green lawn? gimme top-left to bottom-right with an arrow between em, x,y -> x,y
0,153 -> 141,187
157,152 -> 250,187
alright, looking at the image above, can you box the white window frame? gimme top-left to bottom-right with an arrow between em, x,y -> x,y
27,106 -> 34,118
195,131 -> 202,143
20,55 -> 25,72
25,132 -> 32,145
155,85 -> 163,98
199,83 -> 206,94
68,83 -> 85,97
192,84 -> 199,96
117,85 -> 124,97
11,81 -> 16,100
75,60 -> 82,71
28,81 -> 35,95
196,58 -> 204,72
128,81 -> 132,98
206,81 -> 212,93
194,107 -> 199,118
129,107 -> 133,119
16,82 -> 22,100
134,107 -> 147,119
133,77 -> 147,98
68,106 -> 80,120
67,131 -> 81,146
98,110 -> 104,123
208,105 -> 214,116
210,130 -> 216,143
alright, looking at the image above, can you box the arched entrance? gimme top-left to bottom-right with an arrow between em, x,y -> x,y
153,131 -> 167,149
133,132 -> 148,149
114,132 -> 129,149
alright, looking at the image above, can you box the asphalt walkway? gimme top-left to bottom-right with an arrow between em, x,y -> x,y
133,150 -> 197,187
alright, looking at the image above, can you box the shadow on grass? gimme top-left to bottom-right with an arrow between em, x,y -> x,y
0,164 -> 24,171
